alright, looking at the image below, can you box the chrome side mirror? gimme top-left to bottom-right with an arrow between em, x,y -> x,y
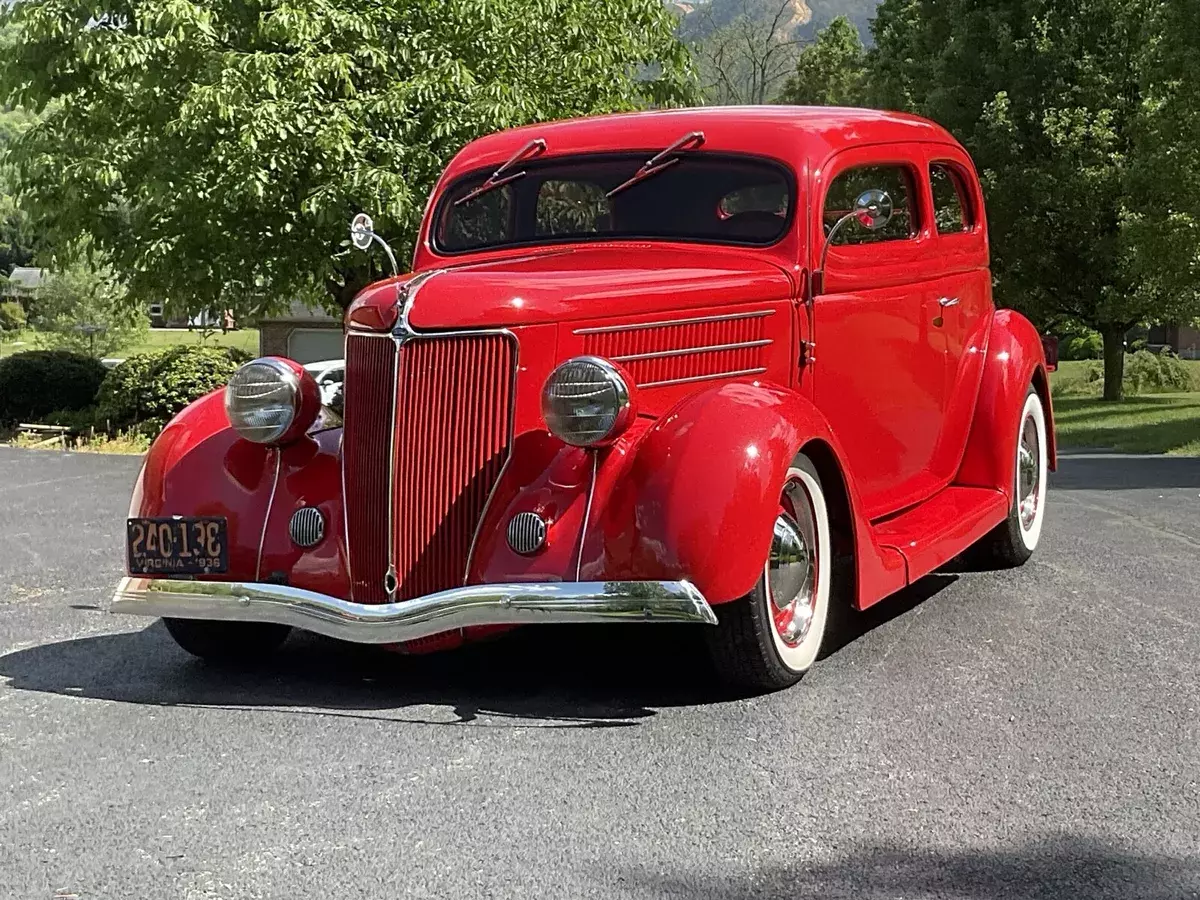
348,212 -> 398,276
851,189 -> 893,231
350,213 -> 375,251
813,189 -> 894,297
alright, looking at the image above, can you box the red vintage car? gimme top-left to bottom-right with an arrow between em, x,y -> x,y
111,107 -> 1054,691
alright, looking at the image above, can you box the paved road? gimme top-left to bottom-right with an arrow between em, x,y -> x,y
1,446 -> 1198,899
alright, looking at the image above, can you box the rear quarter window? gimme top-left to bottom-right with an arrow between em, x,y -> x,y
930,163 -> 976,235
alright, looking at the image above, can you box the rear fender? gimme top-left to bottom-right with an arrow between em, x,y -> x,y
956,309 -> 1057,499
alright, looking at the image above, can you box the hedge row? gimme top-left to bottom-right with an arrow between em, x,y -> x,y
0,345 -> 249,427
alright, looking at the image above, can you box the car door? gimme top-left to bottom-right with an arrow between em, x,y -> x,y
810,145 -> 947,520
924,150 -> 993,484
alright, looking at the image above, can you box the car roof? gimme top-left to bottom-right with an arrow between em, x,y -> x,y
440,106 -> 963,181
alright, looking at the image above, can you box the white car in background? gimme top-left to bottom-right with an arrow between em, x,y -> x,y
303,360 -> 344,408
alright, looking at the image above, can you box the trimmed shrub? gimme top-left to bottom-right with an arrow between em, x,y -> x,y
0,350 -> 107,424
0,300 -> 26,333
1085,351 -> 1194,395
1125,349 -> 1193,394
97,344 -> 249,427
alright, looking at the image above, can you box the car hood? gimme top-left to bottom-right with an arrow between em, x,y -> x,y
350,245 -> 795,332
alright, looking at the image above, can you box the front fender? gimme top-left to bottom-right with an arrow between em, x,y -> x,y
131,390 -> 349,596
469,381 -> 908,609
582,382 -> 836,605
956,309 -> 1057,499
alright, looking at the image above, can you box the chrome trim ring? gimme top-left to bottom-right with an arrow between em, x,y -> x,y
767,480 -> 818,646
289,506 -> 326,548
1018,410 -> 1041,532
225,358 -> 302,444
507,511 -> 548,555
542,355 -> 635,447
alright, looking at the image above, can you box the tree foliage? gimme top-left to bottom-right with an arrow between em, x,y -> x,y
0,105 -> 37,277
778,16 -> 868,106
0,0 -> 695,315
29,254 -> 148,357
868,0 -> 1200,399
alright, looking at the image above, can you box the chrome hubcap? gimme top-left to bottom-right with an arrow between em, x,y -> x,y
1018,413 -> 1041,531
768,481 -> 818,645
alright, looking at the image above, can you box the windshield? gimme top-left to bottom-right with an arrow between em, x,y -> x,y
433,153 -> 794,254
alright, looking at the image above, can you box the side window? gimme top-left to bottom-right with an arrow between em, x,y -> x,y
535,179 -> 611,236
930,163 -> 975,235
824,164 -> 917,245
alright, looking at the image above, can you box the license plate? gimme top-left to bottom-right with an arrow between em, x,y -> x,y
127,517 -> 228,575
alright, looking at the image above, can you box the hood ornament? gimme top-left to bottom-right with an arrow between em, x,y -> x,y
349,213 -> 399,277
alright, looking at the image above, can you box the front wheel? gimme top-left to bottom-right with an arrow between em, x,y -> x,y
975,385 -> 1049,567
705,454 -> 833,692
163,618 -> 291,663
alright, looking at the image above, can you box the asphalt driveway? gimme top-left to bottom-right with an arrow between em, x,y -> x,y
1,446 -> 1198,899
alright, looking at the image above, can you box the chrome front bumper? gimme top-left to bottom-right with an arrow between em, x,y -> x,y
109,577 -> 717,644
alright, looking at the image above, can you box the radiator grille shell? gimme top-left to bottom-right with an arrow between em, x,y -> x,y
342,331 -> 517,603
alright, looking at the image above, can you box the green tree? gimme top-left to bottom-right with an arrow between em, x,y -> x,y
0,0 -> 694,316
0,106 -> 37,277
778,16 -> 869,106
1125,1 -> 1200,313
869,0 -> 1200,400
30,255 -> 148,357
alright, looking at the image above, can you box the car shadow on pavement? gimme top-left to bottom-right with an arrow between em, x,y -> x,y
615,834 -> 1200,899
0,575 -> 958,725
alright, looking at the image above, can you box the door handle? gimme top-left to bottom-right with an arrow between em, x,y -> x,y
938,297 -> 960,308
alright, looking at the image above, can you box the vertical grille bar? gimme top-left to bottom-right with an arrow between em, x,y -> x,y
342,334 -> 397,603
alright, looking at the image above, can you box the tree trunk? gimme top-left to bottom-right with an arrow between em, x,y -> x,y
1101,324 -> 1126,401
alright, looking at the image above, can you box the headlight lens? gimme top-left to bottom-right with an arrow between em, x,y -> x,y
541,356 -> 635,447
225,358 -> 301,443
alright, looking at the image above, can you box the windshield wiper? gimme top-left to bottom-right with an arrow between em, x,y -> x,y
605,130 -> 705,200
454,137 -> 547,207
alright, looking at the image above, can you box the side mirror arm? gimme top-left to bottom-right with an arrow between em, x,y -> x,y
812,211 -> 857,298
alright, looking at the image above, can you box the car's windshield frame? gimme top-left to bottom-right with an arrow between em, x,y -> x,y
429,150 -> 797,256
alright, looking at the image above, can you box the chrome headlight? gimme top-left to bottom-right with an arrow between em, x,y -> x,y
541,356 -> 636,447
225,357 -> 317,444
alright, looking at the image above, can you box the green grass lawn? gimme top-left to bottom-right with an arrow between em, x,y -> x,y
0,327 -> 259,359
1051,359 -> 1200,455
1052,393 -> 1200,455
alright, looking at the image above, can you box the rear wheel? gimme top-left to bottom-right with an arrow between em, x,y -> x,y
975,386 -> 1048,567
163,618 -> 291,663
705,454 -> 832,692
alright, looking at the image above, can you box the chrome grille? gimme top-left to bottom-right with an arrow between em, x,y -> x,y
392,333 -> 517,600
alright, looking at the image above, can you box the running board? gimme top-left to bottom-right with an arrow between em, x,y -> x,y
872,486 -> 1008,584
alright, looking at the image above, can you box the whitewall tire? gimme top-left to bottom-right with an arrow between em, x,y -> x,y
706,454 -> 833,692
977,385 -> 1048,567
